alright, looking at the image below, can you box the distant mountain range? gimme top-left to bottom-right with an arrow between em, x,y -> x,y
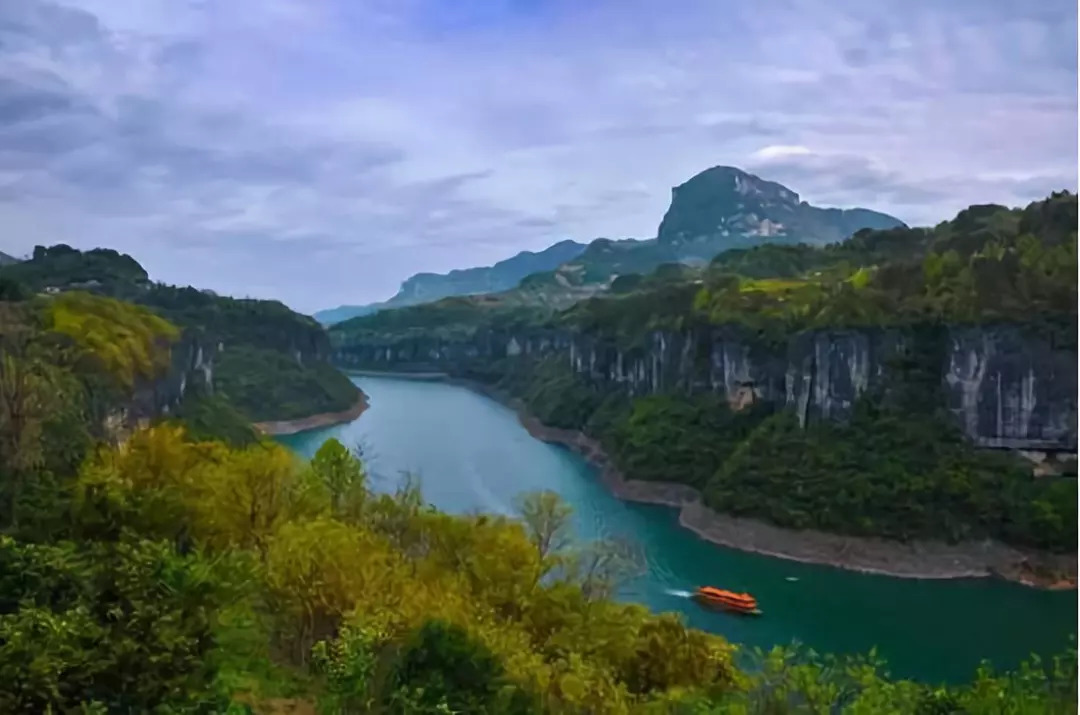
315,239 -> 586,325
0,250 -> 21,266
316,166 -> 905,323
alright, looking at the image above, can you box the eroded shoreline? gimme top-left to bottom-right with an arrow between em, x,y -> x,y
253,391 -> 369,436
351,370 -> 1078,590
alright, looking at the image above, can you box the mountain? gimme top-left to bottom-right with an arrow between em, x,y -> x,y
315,239 -> 587,324
320,166 -> 904,322
0,250 -> 19,266
0,244 -> 361,423
330,192 -> 1079,567
656,166 -> 905,256
501,166 -> 906,304
0,244 -> 149,291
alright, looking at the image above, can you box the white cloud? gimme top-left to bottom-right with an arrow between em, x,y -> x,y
0,0 -> 1075,311
752,145 -> 815,160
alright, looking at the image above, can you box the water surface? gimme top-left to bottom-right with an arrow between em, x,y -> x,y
280,375 -> 1077,683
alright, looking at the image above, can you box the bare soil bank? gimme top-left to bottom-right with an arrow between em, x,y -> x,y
361,371 -> 1078,590
253,392 -> 369,436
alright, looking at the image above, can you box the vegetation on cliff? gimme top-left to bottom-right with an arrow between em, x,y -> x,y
316,238 -> 587,325
0,245 -> 360,424
336,192 -> 1075,348
0,273 -> 1074,712
485,353 -> 1077,553
214,346 -> 360,422
334,193 -> 1079,555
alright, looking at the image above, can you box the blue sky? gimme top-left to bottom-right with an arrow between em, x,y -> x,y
0,0 -> 1076,312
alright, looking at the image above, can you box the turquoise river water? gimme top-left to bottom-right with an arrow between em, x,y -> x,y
279,375 -> 1077,684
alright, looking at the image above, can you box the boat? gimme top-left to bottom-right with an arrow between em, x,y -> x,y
693,586 -> 762,616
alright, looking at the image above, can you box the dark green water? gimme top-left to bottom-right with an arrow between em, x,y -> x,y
280,375 -> 1077,684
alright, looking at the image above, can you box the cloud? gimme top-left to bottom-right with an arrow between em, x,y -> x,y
752,145 -> 814,161
0,0 -> 1075,311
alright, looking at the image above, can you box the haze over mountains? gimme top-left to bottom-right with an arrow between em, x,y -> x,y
315,166 -> 905,325
315,239 -> 586,325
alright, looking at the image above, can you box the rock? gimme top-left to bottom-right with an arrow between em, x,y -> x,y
335,322 -> 1077,453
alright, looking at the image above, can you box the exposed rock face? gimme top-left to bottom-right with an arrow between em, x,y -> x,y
125,332 -> 220,426
334,323 -> 1077,453
944,327 -> 1077,450
657,166 -> 905,252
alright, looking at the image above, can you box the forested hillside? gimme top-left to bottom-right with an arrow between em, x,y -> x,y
318,166 -> 906,322
0,281 -> 1074,712
0,245 -> 360,422
331,193 -> 1079,562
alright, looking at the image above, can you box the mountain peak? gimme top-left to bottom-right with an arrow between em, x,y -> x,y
657,165 -> 902,249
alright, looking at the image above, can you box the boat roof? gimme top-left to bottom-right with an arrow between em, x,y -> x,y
698,586 -> 756,600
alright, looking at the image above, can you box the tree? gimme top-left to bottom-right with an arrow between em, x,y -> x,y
571,536 -> 644,603
198,442 -> 308,559
0,536 -> 227,713
310,438 -> 366,520
0,352 -> 55,528
514,490 -> 574,581
265,518 -> 395,666
385,620 -> 535,714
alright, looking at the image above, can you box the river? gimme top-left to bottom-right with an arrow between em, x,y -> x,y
279,375 -> 1077,684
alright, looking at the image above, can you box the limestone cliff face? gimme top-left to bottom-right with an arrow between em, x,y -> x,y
121,332 -> 220,429
334,324 -> 1077,452
944,328 -> 1076,450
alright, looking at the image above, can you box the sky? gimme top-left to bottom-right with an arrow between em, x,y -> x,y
0,0 -> 1076,313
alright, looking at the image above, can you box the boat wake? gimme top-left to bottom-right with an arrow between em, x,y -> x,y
664,589 -> 694,599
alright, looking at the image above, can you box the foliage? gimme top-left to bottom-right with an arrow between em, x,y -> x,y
605,394 -> 773,490
135,283 -> 327,357
707,406 -> 1077,550
0,384 -> 1073,713
0,209 -> 1075,712
213,345 -> 360,422
46,291 -> 179,390
488,351 -> 1076,551
0,275 -> 30,302
310,438 -> 367,520
0,535 -> 227,713
169,392 -> 259,447
332,192 -> 1078,555
690,192 -> 1078,336
0,244 -> 148,293
386,619 -> 534,714
1,244 -> 359,427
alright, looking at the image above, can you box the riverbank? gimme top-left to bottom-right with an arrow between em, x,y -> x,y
517,410 -> 1077,590
253,391 -> 369,436
349,370 -> 1077,590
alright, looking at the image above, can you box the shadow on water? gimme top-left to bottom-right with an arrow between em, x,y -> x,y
279,375 -> 1078,684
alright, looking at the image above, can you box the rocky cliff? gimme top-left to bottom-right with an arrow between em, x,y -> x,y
657,166 -> 906,253
120,331 -> 220,430
334,324 -> 1077,453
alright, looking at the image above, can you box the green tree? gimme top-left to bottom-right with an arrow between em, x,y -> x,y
0,536 -> 227,713
310,438 -> 367,520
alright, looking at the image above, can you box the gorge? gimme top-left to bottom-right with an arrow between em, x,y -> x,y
327,190 -> 1078,587
281,374 -> 1078,684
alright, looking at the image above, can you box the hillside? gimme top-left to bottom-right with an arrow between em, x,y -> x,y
0,279 -> 1073,712
0,245 -> 360,423
331,192 -> 1078,566
315,238 -> 586,324
476,166 -> 906,309
319,166 -> 903,323
657,166 -> 904,252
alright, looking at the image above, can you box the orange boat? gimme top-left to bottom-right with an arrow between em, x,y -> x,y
693,586 -> 762,616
